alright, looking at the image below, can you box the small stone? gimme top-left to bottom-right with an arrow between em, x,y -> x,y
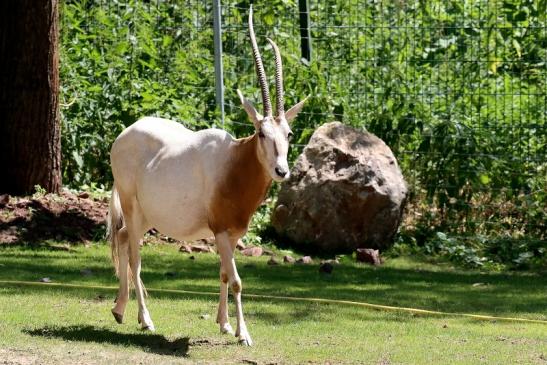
39,277 -> 51,283
77,192 -> 90,199
80,269 -> 93,276
356,248 -> 382,265
16,199 -> 30,207
323,258 -> 340,265
296,256 -> 313,264
283,255 -> 295,264
236,240 -> 246,251
242,246 -> 263,257
179,244 -> 192,253
191,244 -> 213,253
199,314 -> 210,320
472,282 -> 486,287
49,243 -> 71,251
267,257 -> 280,266
191,339 -> 211,345
241,360 -> 258,365
319,262 -> 333,274
202,237 -> 215,245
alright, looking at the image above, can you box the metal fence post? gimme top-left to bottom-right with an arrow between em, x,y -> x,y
299,0 -> 311,63
212,0 -> 225,126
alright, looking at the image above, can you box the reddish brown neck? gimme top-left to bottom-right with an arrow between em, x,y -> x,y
208,133 -> 272,236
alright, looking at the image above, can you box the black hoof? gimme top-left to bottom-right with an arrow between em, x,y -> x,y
112,310 -> 123,324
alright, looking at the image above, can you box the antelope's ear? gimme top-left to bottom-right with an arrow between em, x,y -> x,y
285,96 -> 309,123
237,89 -> 263,128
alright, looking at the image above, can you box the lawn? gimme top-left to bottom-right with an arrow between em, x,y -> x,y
0,243 -> 545,364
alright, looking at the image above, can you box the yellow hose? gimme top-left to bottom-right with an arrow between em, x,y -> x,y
1,280 -> 545,325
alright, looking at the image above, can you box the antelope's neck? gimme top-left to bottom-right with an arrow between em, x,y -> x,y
208,133 -> 272,236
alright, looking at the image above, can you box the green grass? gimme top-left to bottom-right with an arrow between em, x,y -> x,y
0,243 -> 545,364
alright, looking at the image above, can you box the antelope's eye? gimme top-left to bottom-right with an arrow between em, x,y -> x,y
258,130 -> 265,138
288,131 -> 294,141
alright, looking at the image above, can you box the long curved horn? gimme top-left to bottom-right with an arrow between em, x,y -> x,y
266,38 -> 284,117
248,5 -> 272,117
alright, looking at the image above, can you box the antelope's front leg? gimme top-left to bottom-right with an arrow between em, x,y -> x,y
215,232 -> 253,346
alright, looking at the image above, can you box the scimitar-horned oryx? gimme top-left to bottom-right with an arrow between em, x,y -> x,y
107,6 -> 307,346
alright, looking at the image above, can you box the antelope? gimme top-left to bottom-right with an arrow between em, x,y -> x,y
106,6 -> 306,346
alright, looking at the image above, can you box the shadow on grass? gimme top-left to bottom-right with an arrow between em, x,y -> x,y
24,325 -> 190,357
1,247 -> 546,319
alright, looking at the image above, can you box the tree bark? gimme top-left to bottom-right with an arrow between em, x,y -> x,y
0,0 -> 62,195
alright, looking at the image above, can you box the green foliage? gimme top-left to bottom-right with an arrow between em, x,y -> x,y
59,1 -> 546,260
392,232 -> 546,271
32,185 -> 47,199
60,0 -> 217,186
424,232 -> 488,269
243,200 -> 273,246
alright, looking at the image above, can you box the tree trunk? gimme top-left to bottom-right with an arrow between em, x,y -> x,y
0,0 -> 61,195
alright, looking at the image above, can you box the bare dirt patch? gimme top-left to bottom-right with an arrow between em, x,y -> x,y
0,191 -> 108,245
0,348 -> 39,365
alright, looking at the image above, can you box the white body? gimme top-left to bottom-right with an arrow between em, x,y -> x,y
111,117 -> 233,241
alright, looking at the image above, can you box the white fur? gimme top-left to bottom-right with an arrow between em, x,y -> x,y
111,117 -> 232,240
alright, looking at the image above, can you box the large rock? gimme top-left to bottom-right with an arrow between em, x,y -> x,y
272,122 -> 407,253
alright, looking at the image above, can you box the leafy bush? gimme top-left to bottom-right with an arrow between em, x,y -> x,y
60,1 -> 217,186
391,232 -> 546,270
59,0 -> 546,261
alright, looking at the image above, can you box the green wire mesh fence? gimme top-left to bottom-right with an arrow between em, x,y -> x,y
60,0 -> 546,242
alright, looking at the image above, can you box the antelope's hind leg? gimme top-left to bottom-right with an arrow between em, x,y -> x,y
129,236 -> 155,331
126,208 -> 155,330
112,226 -> 129,324
117,191 -> 155,331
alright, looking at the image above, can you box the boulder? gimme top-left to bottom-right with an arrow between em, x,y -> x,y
272,122 -> 407,253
